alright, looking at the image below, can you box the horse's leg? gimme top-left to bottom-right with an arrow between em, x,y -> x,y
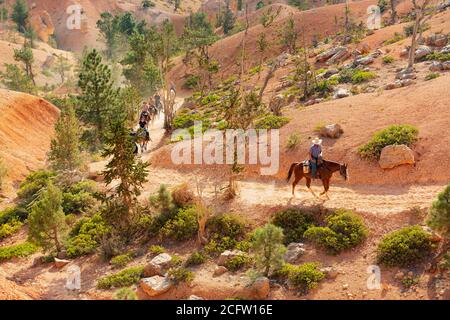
306,178 -> 318,198
320,178 -> 331,199
292,175 -> 302,198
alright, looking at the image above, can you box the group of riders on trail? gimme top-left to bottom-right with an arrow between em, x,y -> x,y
130,94 -> 162,154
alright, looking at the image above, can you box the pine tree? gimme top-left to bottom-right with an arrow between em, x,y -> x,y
96,12 -> 120,60
52,54 -> 72,84
28,182 -> 67,253
48,103 -> 83,172
102,115 -> 149,231
222,5 -> 235,35
0,63 -> 35,93
11,0 -> 28,32
78,49 -> 119,145
280,14 -> 297,54
13,45 -> 35,85
253,224 -> 287,276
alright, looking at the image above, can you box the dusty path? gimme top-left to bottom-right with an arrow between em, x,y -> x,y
89,97 -> 445,216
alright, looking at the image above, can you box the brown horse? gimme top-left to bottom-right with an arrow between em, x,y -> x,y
286,160 -> 348,199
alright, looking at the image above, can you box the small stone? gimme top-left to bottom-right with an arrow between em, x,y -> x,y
343,284 -> 349,290
213,266 -> 228,277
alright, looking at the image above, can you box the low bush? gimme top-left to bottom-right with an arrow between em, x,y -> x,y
183,75 -> 200,89
17,170 -> 56,207
315,79 -> 338,95
358,124 -> 419,160
350,70 -> 377,84
383,32 -> 404,45
114,287 -> 137,300
0,219 -> 23,239
173,112 -> 202,129
167,267 -> 194,284
62,181 -> 97,215
424,52 -> 450,62
382,55 -> 395,64
425,73 -> 440,81
111,253 -> 133,269
286,133 -> 301,150
185,251 -> 207,266
377,226 -> 434,267
225,254 -> 252,271
272,208 -> 316,244
304,210 -> 368,254
205,213 -> 248,255
65,213 -> 109,258
0,242 -> 38,261
97,266 -> 144,289
161,206 -> 199,241
148,245 -> 165,255
274,262 -> 325,292
255,115 -> 290,129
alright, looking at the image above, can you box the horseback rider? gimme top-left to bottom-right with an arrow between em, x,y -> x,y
310,137 -> 323,179
154,93 -> 162,112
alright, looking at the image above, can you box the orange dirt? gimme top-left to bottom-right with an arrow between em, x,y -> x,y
0,89 -> 59,194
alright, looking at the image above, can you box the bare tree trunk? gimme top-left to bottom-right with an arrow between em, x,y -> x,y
390,0 -> 398,24
407,11 -> 421,70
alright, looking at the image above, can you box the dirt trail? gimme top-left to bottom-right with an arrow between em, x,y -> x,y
89,97 -> 445,216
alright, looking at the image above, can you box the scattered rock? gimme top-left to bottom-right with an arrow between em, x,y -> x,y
327,47 -> 351,65
395,271 -> 405,280
379,145 -> 415,169
188,295 -> 204,300
359,43 -> 371,55
323,69 -> 339,78
316,46 -> 345,63
284,243 -> 306,263
400,48 -> 410,57
440,45 -> 450,54
217,250 -> 246,266
333,88 -> 350,99
442,61 -> 450,70
425,33 -> 448,47
143,253 -> 172,277
320,267 -> 339,279
396,68 -> 416,80
139,276 -> 173,297
54,258 -> 70,269
342,284 -> 349,290
213,266 -> 228,277
415,45 -> 432,60
354,55 -> 374,66
319,124 -> 344,139
28,9 -> 55,43
247,277 -> 270,300
429,61 -> 444,71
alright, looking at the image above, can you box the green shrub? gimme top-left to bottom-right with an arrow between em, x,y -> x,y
167,267 -> 194,284
350,70 -> 377,84
97,266 -> 144,289
358,124 -> 419,160
173,113 -> 202,129
272,208 -> 316,244
383,32 -> 404,45
205,213 -> 248,255
255,115 -> 290,129
377,226 -> 434,267
289,262 -> 325,291
62,181 -> 97,215
148,245 -> 165,255
0,219 -> 23,239
286,132 -> 301,150
111,254 -> 133,269
315,79 -> 338,94
17,170 -> 56,207
225,254 -> 252,271
425,73 -> 440,81
170,254 -> 183,267
161,206 -> 199,241
65,213 -> 109,258
0,242 -> 38,261
201,94 -> 220,106
185,251 -> 207,266
183,75 -> 200,89
0,206 -> 28,225
424,52 -> 450,62
304,210 -> 368,254
114,287 -> 137,300
382,55 -> 395,64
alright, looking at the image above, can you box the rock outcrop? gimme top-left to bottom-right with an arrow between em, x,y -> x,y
378,145 -> 415,169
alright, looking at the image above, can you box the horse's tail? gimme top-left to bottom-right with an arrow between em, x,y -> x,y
286,163 -> 299,183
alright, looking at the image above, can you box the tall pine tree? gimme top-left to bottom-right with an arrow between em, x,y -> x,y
78,49 -> 119,145
48,103 -> 83,172
11,0 -> 28,32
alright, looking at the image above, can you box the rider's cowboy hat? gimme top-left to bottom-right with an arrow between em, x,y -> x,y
311,137 -> 323,145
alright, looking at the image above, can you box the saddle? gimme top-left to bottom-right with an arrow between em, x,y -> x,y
302,158 -> 323,178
